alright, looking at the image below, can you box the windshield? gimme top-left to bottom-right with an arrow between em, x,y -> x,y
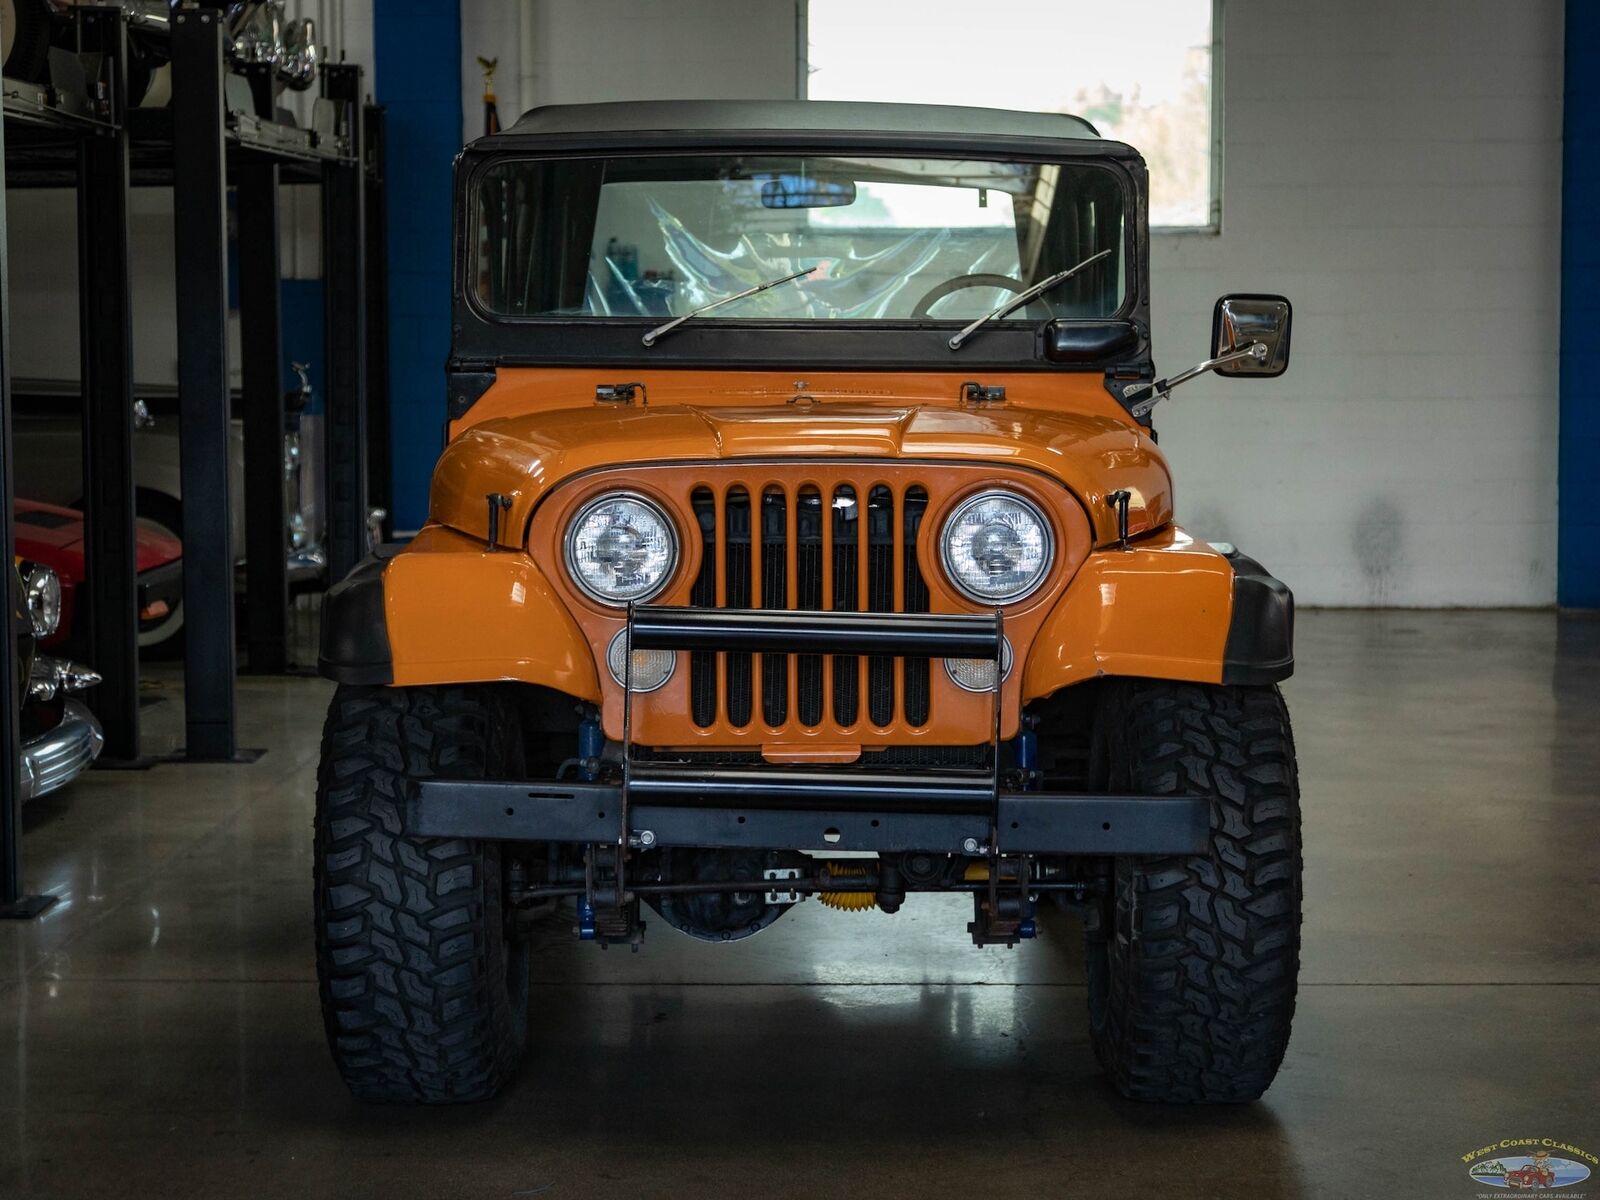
473,154 -> 1127,324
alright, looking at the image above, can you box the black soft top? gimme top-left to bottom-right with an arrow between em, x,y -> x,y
503,99 -> 1102,141
477,99 -> 1133,160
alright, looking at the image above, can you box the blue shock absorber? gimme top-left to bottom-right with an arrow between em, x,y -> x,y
1015,715 -> 1039,790
1017,909 -> 1038,939
576,899 -> 598,941
577,714 -> 604,781
575,715 -> 604,940
1014,717 -> 1039,937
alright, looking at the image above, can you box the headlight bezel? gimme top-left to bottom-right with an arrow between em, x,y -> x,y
562,489 -> 680,607
938,488 -> 1055,606
21,563 -> 63,639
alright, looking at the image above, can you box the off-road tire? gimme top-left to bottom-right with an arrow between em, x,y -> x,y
1086,680 -> 1301,1103
314,683 -> 530,1103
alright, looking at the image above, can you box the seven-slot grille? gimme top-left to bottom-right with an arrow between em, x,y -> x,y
686,482 -> 932,731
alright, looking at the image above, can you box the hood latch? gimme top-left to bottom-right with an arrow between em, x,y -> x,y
960,381 -> 1006,407
596,381 -> 647,406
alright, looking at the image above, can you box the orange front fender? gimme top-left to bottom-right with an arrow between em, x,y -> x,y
321,525 -> 1288,711
324,525 -> 600,699
1021,527 -> 1239,697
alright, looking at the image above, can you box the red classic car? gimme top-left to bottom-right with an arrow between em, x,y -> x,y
14,498 -> 183,654
1505,1162 -> 1557,1189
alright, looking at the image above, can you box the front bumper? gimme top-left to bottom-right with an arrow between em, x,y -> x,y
21,698 -> 105,801
408,776 -> 1208,856
406,606 -> 1210,857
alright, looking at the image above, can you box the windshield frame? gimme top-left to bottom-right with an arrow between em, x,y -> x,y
452,137 -> 1148,373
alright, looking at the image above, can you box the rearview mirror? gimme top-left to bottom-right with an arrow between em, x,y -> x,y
760,177 -> 857,209
1213,294 -> 1291,377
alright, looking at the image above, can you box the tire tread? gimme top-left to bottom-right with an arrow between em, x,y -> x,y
313,684 -> 524,1104
1091,681 -> 1302,1104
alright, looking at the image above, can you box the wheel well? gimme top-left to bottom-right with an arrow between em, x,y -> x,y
503,682 -> 584,776
1025,678 -> 1108,791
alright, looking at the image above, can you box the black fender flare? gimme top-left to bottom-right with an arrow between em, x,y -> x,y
318,554 -> 394,685
1221,547 -> 1294,685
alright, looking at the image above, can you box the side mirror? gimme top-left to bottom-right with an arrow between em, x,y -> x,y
1213,294 -> 1291,378
1124,292 -> 1294,419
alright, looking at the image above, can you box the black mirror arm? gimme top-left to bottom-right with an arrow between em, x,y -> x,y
1124,341 -> 1269,419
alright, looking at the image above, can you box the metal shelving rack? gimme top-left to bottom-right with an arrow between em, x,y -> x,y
2,3 -> 385,915
3,4 -> 133,919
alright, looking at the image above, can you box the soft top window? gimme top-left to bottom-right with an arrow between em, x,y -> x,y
473,153 -> 1126,325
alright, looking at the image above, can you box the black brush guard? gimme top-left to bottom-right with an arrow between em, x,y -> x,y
407,605 -> 1209,858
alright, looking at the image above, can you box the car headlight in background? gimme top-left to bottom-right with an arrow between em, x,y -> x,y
945,636 -> 1014,694
564,491 -> 679,605
939,490 -> 1052,604
22,563 -> 62,638
606,629 -> 676,693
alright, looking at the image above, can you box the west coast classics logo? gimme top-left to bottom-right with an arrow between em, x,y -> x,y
1463,1139 -> 1595,1192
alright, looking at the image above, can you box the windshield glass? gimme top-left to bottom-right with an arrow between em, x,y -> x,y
473,154 -> 1126,323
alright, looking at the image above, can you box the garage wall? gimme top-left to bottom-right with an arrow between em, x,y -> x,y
1152,0 -> 1565,606
460,0 -> 803,144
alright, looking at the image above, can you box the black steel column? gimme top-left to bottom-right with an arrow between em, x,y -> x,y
170,7 -> 238,759
1,94 -> 55,919
322,65 -> 367,581
362,103 -> 390,539
77,7 -> 141,762
237,161 -> 288,673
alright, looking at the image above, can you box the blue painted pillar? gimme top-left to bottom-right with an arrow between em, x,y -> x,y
1561,0 -> 1600,607
375,2 -> 463,534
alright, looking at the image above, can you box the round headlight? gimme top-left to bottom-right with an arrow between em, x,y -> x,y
939,490 -> 1052,604
564,492 -> 679,605
944,636 -> 1014,693
22,563 -> 62,639
606,630 -> 676,693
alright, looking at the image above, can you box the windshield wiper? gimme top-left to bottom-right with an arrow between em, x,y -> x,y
641,266 -> 817,347
946,248 -> 1114,351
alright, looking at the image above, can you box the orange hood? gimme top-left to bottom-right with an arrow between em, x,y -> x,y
430,370 -> 1173,547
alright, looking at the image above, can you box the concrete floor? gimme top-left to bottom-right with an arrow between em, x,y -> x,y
3,610 -> 1597,1199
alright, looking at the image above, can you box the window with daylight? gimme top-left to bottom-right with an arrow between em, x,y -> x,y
805,0 -> 1219,230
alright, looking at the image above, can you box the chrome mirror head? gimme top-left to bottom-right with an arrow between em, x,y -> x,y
1212,294 -> 1291,377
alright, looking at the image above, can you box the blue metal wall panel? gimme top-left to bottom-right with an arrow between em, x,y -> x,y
1562,0 -> 1599,606
375,2 -> 462,533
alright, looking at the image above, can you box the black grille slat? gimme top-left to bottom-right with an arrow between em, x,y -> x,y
682,478 -> 934,735
904,487 -> 931,726
760,488 -> 788,726
832,485 -> 859,726
796,487 -> 824,726
724,488 -> 753,726
867,485 -> 895,727
689,488 -> 717,727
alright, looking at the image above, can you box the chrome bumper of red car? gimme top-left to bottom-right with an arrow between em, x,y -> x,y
21,699 -> 105,801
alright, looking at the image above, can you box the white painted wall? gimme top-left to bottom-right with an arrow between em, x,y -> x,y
1150,0 -> 1564,606
459,0 -> 801,144
5,187 -> 238,386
